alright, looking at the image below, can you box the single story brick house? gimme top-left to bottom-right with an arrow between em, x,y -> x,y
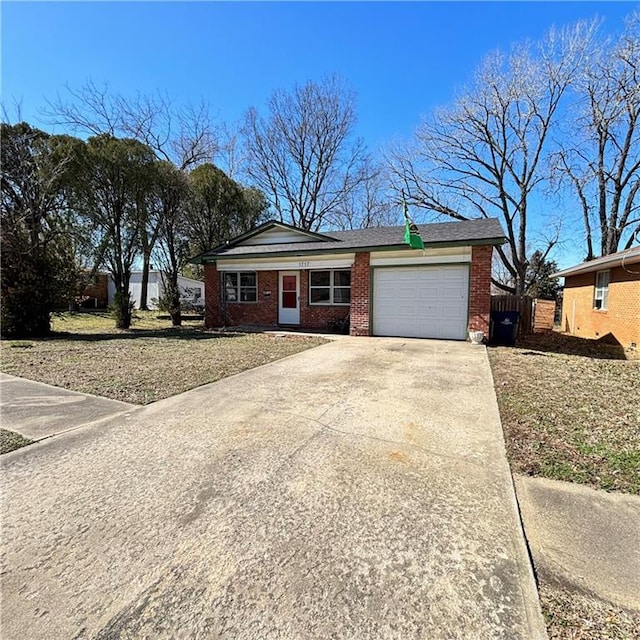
191,218 -> 506,340
553,246 -> 640,349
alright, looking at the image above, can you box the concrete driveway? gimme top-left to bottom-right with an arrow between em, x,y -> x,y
1,338 -> 546,639
0,372 -> 135,441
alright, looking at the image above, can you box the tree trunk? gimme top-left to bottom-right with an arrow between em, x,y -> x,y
169,303 -> 182,327
139,252 -> 151,311
167,273 -> 182,327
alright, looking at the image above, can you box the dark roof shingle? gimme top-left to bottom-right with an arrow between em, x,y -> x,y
193,218 -> 506,263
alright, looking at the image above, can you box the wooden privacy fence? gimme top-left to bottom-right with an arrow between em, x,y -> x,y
490,296 -> 556,335
532,299 -> 556,332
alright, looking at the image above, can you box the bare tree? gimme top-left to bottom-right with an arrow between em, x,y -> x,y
389,23 -> 596,294
555,12 -> 640,258
242,76 -> 370,231
43,81 -> 218,170
44,82 -> 220,306
217,121 -> 245,180
328,161 -> 399,230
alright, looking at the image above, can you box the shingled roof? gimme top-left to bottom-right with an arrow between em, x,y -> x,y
192,218 -> 506,263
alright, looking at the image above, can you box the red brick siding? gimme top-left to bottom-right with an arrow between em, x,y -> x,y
222,270 -> 279,326
80,274 -> 109,308
562,267 -> 640,347
468,245 -> 493,335
204,264 -> 221,328
204,265 -> 351,330
350,252 -> 371,336
299,270 -> 350,329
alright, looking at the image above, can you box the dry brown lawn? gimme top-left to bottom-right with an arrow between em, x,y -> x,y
488,332 -> 640,495
489,332 -> 640,639
0,311 -> 327,405
0,429 -> 33,455
541,579 -> 640,640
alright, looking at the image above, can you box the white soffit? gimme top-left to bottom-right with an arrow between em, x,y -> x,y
216,254 -> 356,271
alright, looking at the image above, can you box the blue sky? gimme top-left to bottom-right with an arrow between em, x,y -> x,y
2,1 -> 637,266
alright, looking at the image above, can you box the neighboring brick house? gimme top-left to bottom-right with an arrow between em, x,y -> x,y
191,219 -> 506,340
78,273 -> 109,308
553,246 -> 640,349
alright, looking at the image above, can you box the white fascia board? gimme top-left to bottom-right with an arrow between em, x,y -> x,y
552,249 -> 640,278
217,254 -> 355,272
370,246 -> 471,267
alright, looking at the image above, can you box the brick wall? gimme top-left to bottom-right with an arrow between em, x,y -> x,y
80,274 -> 109,308
350,252 -> 371,336
562,267 -> 640,347
299,270 -> 350,330
204,265 -> 351,331
468,245 -> 493,335
204,264 -> 221,328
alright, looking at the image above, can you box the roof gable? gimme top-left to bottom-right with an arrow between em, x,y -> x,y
227,220 -> 338,248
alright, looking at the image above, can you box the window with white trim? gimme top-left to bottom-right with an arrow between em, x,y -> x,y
309,269 -> 351,305
593,270 -> 609,310
223,272 -> 257,302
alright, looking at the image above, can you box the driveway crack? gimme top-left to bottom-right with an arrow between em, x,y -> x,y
265,405 -> 489,471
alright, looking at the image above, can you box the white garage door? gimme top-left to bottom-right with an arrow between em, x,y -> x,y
373,265 -> 469,340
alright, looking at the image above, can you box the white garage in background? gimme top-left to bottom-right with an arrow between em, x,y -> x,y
107,270 -> 205,310
372,262 -> 470,340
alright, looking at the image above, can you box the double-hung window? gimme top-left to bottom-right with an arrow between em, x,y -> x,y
309,269 -> 351,305
593,270 -> 609,310
223,272 -> 257,302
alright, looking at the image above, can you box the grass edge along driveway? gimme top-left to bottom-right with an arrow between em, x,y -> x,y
489,332 -> 640,640
1,311 -> 328,409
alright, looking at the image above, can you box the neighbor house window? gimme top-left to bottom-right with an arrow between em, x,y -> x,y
593,270 -> 609,310
309,269 -> 351,305
223,272 -> 257,302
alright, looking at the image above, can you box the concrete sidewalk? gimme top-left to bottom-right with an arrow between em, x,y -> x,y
515,474 -> 640,612
2,338 -> 546,639
0,372 -> 136,441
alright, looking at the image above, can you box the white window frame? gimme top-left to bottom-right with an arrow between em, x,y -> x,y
222,271 -> 257,303
593,270 -> 609,310
309,269 -> 351,306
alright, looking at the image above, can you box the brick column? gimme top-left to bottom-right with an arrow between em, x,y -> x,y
350,252 -> 371,336
468,245 -> 493,335
204,264 -> 222,329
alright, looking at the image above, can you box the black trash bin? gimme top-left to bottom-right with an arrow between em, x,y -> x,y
490,311 -> 520,346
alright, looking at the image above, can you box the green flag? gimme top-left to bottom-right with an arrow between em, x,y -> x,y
403,201 -> 425,250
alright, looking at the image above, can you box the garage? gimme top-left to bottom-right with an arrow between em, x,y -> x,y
373,265 -> 470,340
